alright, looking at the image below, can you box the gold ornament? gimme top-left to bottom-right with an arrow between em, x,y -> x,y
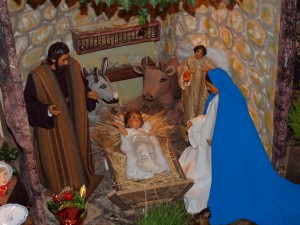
79,185 -> 86,200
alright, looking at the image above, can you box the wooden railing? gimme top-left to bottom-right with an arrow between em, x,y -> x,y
72,21 -> 160,55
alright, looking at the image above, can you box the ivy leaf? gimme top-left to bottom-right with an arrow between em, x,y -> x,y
105,0 -> 115,7
186,0 -> 195,6
158,0 -> 168,8
95,0 -> 101,5
119,0 -> 132,11
148,0 -> 158,8
138,8 -> 149,23
132,0 -> 147,7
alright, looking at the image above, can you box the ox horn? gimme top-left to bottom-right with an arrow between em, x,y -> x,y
141,57 -> 147,69
159,60 -> 166,72
141,56 -> 156,69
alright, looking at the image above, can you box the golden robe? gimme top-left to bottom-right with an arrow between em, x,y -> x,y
177,56 -> 216,124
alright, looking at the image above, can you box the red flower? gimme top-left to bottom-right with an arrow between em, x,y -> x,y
64,192 -> 73,201
53,194 -> 60,203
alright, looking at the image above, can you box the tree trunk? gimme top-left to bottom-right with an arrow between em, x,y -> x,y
272,0 -> 297,175
0,0 -> 45,223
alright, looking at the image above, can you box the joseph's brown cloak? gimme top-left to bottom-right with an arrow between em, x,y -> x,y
31,58 -> 93,193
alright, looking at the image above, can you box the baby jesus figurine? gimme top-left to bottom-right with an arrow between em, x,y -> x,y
113,110 -> 170,180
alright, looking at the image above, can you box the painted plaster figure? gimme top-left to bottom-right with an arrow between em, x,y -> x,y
23,42 -> 101,195
126,57 -> 182,124
204,68 -> 300,224
82,58 -> 119,125
113,110 -> 170,180
177,45 -> 216,125
179,85 -> 218,216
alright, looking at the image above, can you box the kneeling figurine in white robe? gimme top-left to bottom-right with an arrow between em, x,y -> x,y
179,95 -> 219,214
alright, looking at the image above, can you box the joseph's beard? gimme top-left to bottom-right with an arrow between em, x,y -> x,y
55,62 -> 67,72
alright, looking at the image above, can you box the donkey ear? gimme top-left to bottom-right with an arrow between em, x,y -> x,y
165,65 -> 176,77
93,67 -> 99,83
82,67 -> 88,77
100,57 -> 108,77
132,64 -> 144,74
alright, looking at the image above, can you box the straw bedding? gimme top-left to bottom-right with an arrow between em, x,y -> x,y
92,108 -> 186,191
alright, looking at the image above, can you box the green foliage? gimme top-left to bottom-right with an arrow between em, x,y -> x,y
118,0 -> 132,11
137,201 -> 191,225
296,33 -> 300,57
289,93 -> 300,141
105,0 -> 114,7
0,142 -> 19,163
77,0 -> 239,24
137,9 -> 149,24
80,0 -> 196,22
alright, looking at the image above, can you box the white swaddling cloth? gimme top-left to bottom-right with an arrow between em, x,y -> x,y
120,121 -> 171,180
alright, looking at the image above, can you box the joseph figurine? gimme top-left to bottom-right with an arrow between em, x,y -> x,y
24,42 -> 102,197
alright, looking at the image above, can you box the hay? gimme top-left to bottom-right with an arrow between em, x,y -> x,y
92,108 -> 185,191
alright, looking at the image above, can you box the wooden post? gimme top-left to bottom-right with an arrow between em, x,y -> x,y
272,0 -> 297,175
0,1 -> 45,223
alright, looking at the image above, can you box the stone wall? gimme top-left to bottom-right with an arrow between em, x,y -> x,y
7,0 -> 136,82
7,0 -> 156,104
7,0 -> 279,155
157,0 -> 280,156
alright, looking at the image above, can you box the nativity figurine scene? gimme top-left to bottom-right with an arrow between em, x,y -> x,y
0,0 -> 299,224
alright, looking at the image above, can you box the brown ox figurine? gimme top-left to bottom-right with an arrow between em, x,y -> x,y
125,56 -> 183,124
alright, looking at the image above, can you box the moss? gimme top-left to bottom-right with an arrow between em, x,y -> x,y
137,201 -> 191,225
289,92 -> 300,141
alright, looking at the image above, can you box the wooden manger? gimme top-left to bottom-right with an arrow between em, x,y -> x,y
92,111 -> 193,210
